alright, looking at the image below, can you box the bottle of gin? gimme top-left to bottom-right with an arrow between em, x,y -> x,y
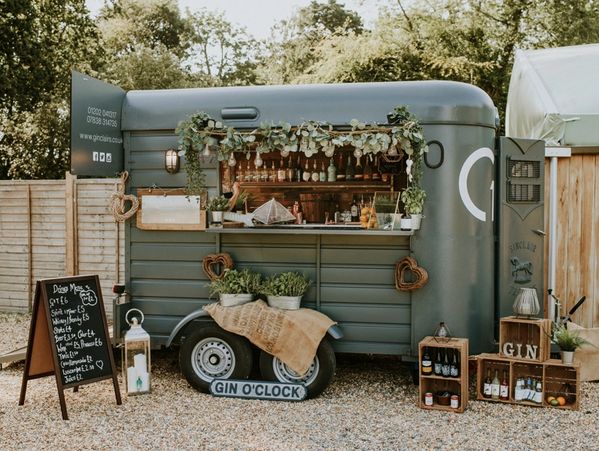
336,153 -> 345,181
483,369 -> 492,398
302,159 -> 311,182
319,162 -> 326,182
421,347 -> 433,375
327,158 -> 337,182
345,155 -> 355,181
491,370 -> 501,399
311,160 -> 319,182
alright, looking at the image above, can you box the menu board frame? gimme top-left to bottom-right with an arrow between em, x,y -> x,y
19,275 -> 121,420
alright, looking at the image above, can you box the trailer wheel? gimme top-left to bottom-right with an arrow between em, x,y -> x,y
179,325 -> 253,392
259,338 -> 335,399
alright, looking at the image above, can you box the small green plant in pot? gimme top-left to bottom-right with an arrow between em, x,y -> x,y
400,185 -> 426,230
208,195 -> 229,225
261,272 -> 311,310
553,324 -> 587,364
209,269 -> 262,307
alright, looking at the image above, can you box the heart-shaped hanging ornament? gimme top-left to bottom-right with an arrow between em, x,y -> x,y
202,253 -> 234,281
394,256 -> 429,291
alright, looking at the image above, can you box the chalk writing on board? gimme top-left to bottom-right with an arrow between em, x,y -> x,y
46,280 -> 111,385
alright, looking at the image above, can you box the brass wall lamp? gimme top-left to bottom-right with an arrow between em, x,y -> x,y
165,149 -> 180,174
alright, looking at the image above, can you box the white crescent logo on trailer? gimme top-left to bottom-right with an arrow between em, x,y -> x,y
458,147 -> 495,222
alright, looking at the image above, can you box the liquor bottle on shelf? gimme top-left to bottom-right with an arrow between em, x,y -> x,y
287,156 -> 294,182
244,161 -> 252,182
277,158 -> 287,182
252,161 -> 260,182
372,156 -> 381,181
336,153 -> 346,181
345,155 -> 355,181
434,348 -> 443,376
534,379 -> 543,404
350,198 -> 359,222
514,378 -> 523,401
295,155 -> 302,182
311,160 -> 319,182
421,347 -> 432,375
354,155 -> 364,181
235,164 -> 244,183
268,161 -> 277,182
483,369 -> 492,398
449,349 -> 459,377
327,158 -> 337,182
302,159 -> 311,182
441,349 -> 451,377
363,156 -> 372,181
260,164 -> 268,182
334,204 -> 341,223
500,370 -> 509,400
525,377 -> 533,401
491,370 -> 501,399
319,161 -> 326,182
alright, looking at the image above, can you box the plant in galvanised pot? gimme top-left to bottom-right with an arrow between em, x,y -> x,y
553,324 -> 587,364
208,195 -> 230,226
209,269 -> 262,307
261,272 -> 311,310
400,185 -> 426,230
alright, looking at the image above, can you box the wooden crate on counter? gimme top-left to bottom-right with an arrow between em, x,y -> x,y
476,353 -> 580,410
499,316 -> 552,363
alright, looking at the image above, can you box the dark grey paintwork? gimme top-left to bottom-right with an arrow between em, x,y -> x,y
117,80 -> 511,357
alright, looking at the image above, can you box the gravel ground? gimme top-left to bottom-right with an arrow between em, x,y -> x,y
1,311 -> 599,450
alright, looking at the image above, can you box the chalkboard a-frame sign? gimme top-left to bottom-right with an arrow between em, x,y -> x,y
19,275 -> 121,420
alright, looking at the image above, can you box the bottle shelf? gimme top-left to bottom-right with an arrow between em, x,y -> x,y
418,336 -> 469,413
238,181 -> 391,190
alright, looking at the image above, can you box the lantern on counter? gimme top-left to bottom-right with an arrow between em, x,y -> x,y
123,308 -> 151,395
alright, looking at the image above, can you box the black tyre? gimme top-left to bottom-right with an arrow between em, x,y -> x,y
259,338 -> 336,399
179,325 -> 253,392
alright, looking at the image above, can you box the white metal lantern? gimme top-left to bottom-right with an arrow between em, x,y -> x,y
123,308 -> 151,395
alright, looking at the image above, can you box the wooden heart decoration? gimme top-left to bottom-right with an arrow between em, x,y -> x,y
202,253 -> 234,281
395,256 -> 429,291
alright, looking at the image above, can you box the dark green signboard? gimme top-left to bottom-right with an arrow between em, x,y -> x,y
70,71 -> 125,176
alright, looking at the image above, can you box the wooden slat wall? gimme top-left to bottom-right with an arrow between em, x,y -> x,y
545,153 -> 599,327
0,179 -> 124,317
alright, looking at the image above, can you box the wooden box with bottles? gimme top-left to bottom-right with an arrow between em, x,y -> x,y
476,353 -> 580,410
499,316 -> 551,363
418,336 -> 469,413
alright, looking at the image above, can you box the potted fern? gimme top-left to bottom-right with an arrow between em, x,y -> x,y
260,272 -> 311,310
208,269 -> 262,307
553,324 -> 587,364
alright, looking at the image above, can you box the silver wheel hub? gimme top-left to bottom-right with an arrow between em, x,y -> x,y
191,337 -> 236,382
272,356 -> 319,385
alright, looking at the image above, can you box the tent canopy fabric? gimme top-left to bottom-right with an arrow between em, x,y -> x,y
506,44 -> 599,146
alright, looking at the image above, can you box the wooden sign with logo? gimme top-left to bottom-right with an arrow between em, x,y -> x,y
19,275 -> 121,420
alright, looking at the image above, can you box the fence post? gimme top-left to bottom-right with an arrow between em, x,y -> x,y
65,172 -> 78,276
26,184 -> 33,312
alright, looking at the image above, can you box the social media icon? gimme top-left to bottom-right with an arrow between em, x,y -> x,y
92,152 -> 99,162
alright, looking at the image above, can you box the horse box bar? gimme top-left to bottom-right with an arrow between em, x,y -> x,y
71,74 -> 545,397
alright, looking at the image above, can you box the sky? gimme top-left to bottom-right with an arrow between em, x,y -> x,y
85,0 -> 382,40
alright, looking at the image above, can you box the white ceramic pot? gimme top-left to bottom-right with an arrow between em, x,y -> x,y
400,217 -> 413,231
267,295 -> 302,310
219,293 -> 253,307
410,214 -> 423,230
211,211 -> 224,224
561,350 -> 574,365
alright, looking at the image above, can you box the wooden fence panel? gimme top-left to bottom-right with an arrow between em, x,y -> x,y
0,178 -> 124,317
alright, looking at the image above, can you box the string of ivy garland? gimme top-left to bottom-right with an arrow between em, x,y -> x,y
175,106 -> 428,198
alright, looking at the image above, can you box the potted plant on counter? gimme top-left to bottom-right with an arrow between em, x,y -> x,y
209,269 -> 262,307
208,195 -> 230,226
400,185 -> 426,230
261,272 -> 311,310
553,324 -> 587,364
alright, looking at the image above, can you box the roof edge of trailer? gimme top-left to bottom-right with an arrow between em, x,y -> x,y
121,80 -> 497,132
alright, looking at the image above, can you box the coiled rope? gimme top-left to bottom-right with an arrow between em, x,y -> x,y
109,171 -> 140,222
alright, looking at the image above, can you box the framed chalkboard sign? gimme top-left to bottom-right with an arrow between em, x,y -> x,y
19,275 -> 121,420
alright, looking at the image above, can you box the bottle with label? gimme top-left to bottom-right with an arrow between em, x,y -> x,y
514,378 -> 523,401
260,164 -> 268,182
534,379 -> 543,404
311,160 -> 319,182
268,161 -> 277,182
277,158 -> 287,182
252,161 -> 260,182
350,198 -> 359,222
244,161 -> 252,182
336,153 -> 345,181
319,162 -> 327,182
287,156 -> 294,182
441,349 -> 451,377
372,156 -> 381,181
334,204 -> 341,224
302,159 -> 311,182
327,158 -> 337,182
500,370 -> 509,400
449,349 -> 459,377
483,369 -> 492,398
345,155 -> 355,181
434,348 -> 443,376
525,377 -> 533,401
491,370 -> 501,399
421,347 -> 432,375
363,156 -> 372,181
295,155 -> 302,182
354,155 -> 363,181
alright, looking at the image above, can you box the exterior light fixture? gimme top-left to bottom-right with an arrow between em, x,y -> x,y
165,148 -> 180,173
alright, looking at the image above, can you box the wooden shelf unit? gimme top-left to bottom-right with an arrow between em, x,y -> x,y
499,316 -> 551,362
476,353 -> 580,410
418,336 -> 469,413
